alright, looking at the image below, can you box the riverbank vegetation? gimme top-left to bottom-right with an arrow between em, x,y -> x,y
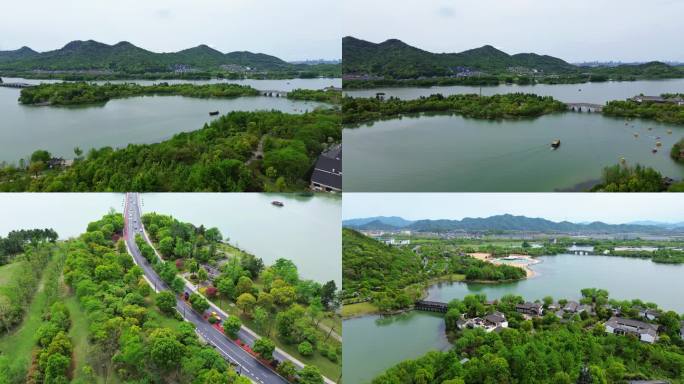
672,138 -> 684,163
288,88 -> 342,104
603,99 -> 684,125
141,212 -> 342,379
342,93 -> 566,125
342,229 -> 527,314
591,163 -> 684,192
373,290 -> 684,383
0,109 -> 341,192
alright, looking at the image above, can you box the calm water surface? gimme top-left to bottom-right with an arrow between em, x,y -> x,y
343,311 -> 450,384
345,79 -> 684,104
343,254 -> 684,383
0,77 -> 336,162
344,113 -> 684,191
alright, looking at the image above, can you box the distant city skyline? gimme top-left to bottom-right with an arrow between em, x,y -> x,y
0,0 -> 341,60
343,193 -> 684,224
343,0 -> 684,62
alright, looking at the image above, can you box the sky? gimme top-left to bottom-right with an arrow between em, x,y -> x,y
343,193 -> 684,224
343,0 -> 684,62
0,0 -> 341,60
0,193 -> 123,239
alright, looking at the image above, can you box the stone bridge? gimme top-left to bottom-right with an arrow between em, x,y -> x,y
566,102 -> 604,113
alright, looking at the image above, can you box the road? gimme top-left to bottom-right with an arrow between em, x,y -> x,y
123,193 -> 289,384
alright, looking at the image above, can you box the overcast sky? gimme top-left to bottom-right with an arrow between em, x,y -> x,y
0,0 -> 341,60
343,193 -> 684,224
343,0 -> 684,62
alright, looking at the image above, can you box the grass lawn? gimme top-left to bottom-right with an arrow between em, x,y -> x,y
341,302 -> 379,318
0,260 -> 25,287
63,293 -> 91,382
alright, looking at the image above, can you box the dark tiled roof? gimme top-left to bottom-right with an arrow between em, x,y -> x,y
485,312 -> 506,324
606,316 -> 658,337
311,145 -> 342,190
311,168 -> 341,190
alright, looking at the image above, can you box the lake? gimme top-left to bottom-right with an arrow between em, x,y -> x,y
345,78 -> 684,104
342,311 -> 450,384
0,77 -> 338,163
0,193 -> 341,285
343,112 -> 684,191
343,253 -> 684,383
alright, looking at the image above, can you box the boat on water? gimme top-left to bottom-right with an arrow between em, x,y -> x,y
633,133 -> 639,138
551,139 -> 561,149
652,148 -> 658,154
271,201 -> 284,207
209,111 -> 219,116
656,141 -> 662,147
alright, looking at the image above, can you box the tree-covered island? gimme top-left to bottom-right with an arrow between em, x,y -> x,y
18,82 -> 341,106
342,93 -> 567,125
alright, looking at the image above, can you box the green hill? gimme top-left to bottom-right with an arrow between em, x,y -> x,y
0,40 -> 311,74
342,36 -> 577,78
0,46 -> 39,63
342,228 -> 422,293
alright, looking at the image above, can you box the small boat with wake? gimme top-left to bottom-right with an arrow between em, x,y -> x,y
551,139 -> 561,149
271,201 -> 284,207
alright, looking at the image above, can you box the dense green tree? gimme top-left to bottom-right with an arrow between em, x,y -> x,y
253,337 -> 275,360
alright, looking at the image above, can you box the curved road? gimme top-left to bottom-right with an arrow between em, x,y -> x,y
123,193 -> 288,384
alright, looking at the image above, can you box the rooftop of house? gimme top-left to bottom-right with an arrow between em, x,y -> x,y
516,302 -> 542,310
311,145 -> 342,189
485,311 -> 506,324
606,316 -> 658,337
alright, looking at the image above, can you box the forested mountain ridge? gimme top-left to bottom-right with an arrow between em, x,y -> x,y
0,40 -> 312,73
344,214 -> 675,233
342,36 -> 577,78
